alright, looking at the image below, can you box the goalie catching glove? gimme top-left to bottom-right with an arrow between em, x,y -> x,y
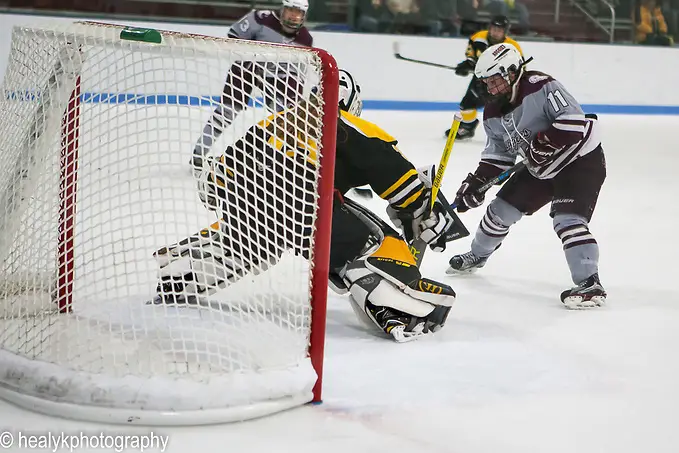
386,165 -> 455,252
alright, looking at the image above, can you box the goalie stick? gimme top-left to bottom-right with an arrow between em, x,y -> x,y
393,42 -> 460,71
411,114 -> 468,268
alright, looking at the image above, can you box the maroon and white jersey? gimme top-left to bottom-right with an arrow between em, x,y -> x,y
227,9 -> 313,47
481,71 -> 601,180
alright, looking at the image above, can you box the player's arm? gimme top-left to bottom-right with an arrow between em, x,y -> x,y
227,10 -> 261,40
527,78 -> 598,179
338,113 -> 453,248
454,118 -> 516,213
338,113 -> 425,211
457,31 -> 488,76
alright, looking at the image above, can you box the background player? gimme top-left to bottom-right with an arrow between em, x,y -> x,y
444,15 -> 522,140
447,43 -> 607,309
155,70 -> 461,342
191,0 -> 313,169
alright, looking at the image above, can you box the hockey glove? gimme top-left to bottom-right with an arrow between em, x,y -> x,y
454,172 -> 490,212
528,131 -> 563,168
387,191 -> 454,252
455,60 -> 475,77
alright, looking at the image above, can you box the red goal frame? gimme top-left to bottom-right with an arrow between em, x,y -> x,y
56,47 -> 339,404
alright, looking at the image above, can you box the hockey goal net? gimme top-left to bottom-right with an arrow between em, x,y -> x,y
0,21 -> 338,425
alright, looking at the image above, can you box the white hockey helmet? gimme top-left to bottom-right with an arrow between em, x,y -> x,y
280,0 -> 308,32
474,43 -> 525,102
338,69 -> 363,117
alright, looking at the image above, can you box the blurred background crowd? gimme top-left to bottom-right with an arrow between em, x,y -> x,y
1,0 -> 676,45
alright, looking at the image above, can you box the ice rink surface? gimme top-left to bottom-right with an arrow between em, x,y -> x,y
1,112 -> 678,453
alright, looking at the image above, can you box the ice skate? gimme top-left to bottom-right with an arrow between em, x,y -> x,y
560,273 -> 606,309
446,251 -> 489,274
445,119 -> 478,140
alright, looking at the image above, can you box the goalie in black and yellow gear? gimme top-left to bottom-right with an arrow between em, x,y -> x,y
152,69 -> 466,342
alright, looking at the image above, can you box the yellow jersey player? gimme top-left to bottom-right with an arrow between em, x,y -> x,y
152,70 -> 466,343
444,15 -> 523,140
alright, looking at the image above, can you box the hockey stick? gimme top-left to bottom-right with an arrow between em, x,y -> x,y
393,42 -> 460,71
477,159 -> 527,193
411,114 -> 465,268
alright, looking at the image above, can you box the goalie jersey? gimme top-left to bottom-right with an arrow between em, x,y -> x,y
335,111 -> 426,213
481,71 -> 601,180
207,108 -> 428,240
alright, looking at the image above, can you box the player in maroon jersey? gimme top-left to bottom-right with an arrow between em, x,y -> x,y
191,0 -> 313,169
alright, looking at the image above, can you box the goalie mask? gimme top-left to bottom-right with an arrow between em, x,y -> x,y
474,43 -> 527,104
338,69 -> 363,117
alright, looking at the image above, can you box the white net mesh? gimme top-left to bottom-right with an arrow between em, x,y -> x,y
0,22 -> 332,424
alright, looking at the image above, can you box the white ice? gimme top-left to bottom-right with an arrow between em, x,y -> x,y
1,112 -> 678,452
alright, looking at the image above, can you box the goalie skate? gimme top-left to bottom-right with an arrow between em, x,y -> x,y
364,301 -> 426,343
560,273 -> 606,309
147,273 -> 201,306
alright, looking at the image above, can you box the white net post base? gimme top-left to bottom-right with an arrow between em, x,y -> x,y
0,22 -> 339,425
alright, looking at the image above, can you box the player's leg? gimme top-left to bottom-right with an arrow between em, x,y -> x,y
551,146 -> 607,309
153,163 -> 298,305
151,219 -> 256,305
151,207 -> 288,305
192,62 -> 256,169
447,169 -> 552,273
335,196 -> 456,342
445,77 -> 484,139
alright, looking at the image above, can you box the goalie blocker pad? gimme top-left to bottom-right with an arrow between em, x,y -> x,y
417,165 -> 470,243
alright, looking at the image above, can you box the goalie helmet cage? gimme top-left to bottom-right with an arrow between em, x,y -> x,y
0,21 -> 339,425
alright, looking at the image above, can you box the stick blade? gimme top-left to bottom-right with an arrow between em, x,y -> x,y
392,41 -> 401,57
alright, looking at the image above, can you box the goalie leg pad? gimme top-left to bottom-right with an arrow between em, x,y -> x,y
154,238 -> 249,304
329,195 -> 382,274
343,257 -> 455,342
154,221 -> 222,268
363,236 -> 457,308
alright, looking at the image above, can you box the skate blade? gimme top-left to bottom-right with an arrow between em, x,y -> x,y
562,295 -> 606,310
445,266 -> 480,275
